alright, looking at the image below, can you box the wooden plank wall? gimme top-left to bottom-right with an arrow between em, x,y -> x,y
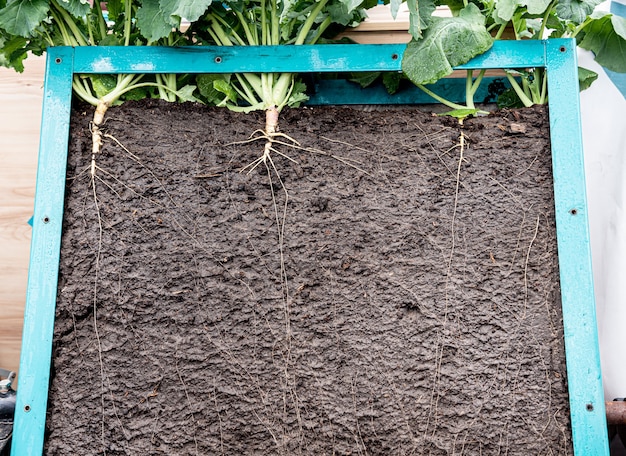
0,55 -> 45,375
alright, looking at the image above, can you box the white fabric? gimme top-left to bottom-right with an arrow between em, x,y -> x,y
580,45 -> 626,400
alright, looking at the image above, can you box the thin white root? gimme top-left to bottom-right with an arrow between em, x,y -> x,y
237,106 -> 302,176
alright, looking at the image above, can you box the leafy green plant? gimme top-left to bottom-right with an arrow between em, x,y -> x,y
398,0 -> 626,110
180,0 -> 373,147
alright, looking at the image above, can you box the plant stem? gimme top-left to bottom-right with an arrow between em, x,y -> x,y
93,0 -> 107,40
416,84 -> 471,111
261,0 -> 268,45
571,17 -> 594,38
505,73 -> 534,107
309,16 -> 333,44
271,0 -> 279,45
295,0 -> 330,45
538,0 -> 558,39
465,71 -> 475,110
124,0 -> 132,46
51,0 -> 89,46
540,68 -> 548,104
236,11 -> 257,45
470,69 -> 487,96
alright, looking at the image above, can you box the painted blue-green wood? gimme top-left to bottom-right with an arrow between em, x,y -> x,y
11,38 -> 608,455
70,40 -> 547,75
545,39 -> 609,455
10,47 -> 75,456
308,77 -> 508,105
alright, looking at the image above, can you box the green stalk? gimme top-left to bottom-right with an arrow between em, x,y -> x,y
261,0 -> 268,45
72,76 -> 100,106
271,0 -> 279,45
262,72 -> 274,103
208,19 -> 234,45
237,74 -> 262,105
124,0 -> 132,47
51,5 -> 87,46
494,23 -> 508,40
470,69 -> 487,97
86,9 -> 95,44
571,17 -> 594,38
93,0 -> 107,41
242,73 -> 263,95
52,0 -> 89,46
538,0 -> 558,40
309,16 -> 333,44
295,0 -> 329,45
236,11 -> 258,45
416,84 -> 471,111
540,68 -> 548,104
505,73 -> 534,107
273,72 -> 295,109
465,71 -> 475,110
208,13 -> 244,45
52,14 -> 76,46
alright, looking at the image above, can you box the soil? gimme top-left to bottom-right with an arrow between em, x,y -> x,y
46,100 -> 572,455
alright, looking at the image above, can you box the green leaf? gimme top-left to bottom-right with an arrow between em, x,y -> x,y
174,84 -> 199,102
0,35 -> 28,72
402,4 -> 493,85
106,0 -> 124,23
382,72 -> 401,94
56,0 -> 90,18
91,74 -> 117,99
578,66 -> 598,90
389,0 -> 401,19
159,0 -> 213,23
122,86 -> 151,101
556,0 -> 603,24
497,88 -> 525,109
214,78 -> 239,104
136,1 -> 176,42
287,91 -> 309,107
494,0 -> 520,24
197,73 -> 231,104
0,0 -> 50,37
349,72 -> 381,88
407,0 -> 436,40
524,0 -> 553,15
437,108 -> 479,118
99,33 -> 124,46
545,11 -> 567,37
328,0 -> 367,26
578,14 -> 626,73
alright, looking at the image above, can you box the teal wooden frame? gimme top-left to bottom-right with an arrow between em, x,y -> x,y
11,39 -> 608,455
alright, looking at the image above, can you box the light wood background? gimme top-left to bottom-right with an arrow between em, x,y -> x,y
0,54 -> 45,375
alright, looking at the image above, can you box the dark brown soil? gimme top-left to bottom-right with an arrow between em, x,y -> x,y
47,100 -> 572,455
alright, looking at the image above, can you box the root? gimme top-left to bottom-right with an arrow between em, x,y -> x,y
87,99 -> 114,455
230,107 -> 377,451
425,119 -> 467,445
90,152 -> 108,456
90,101 -> 110,178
